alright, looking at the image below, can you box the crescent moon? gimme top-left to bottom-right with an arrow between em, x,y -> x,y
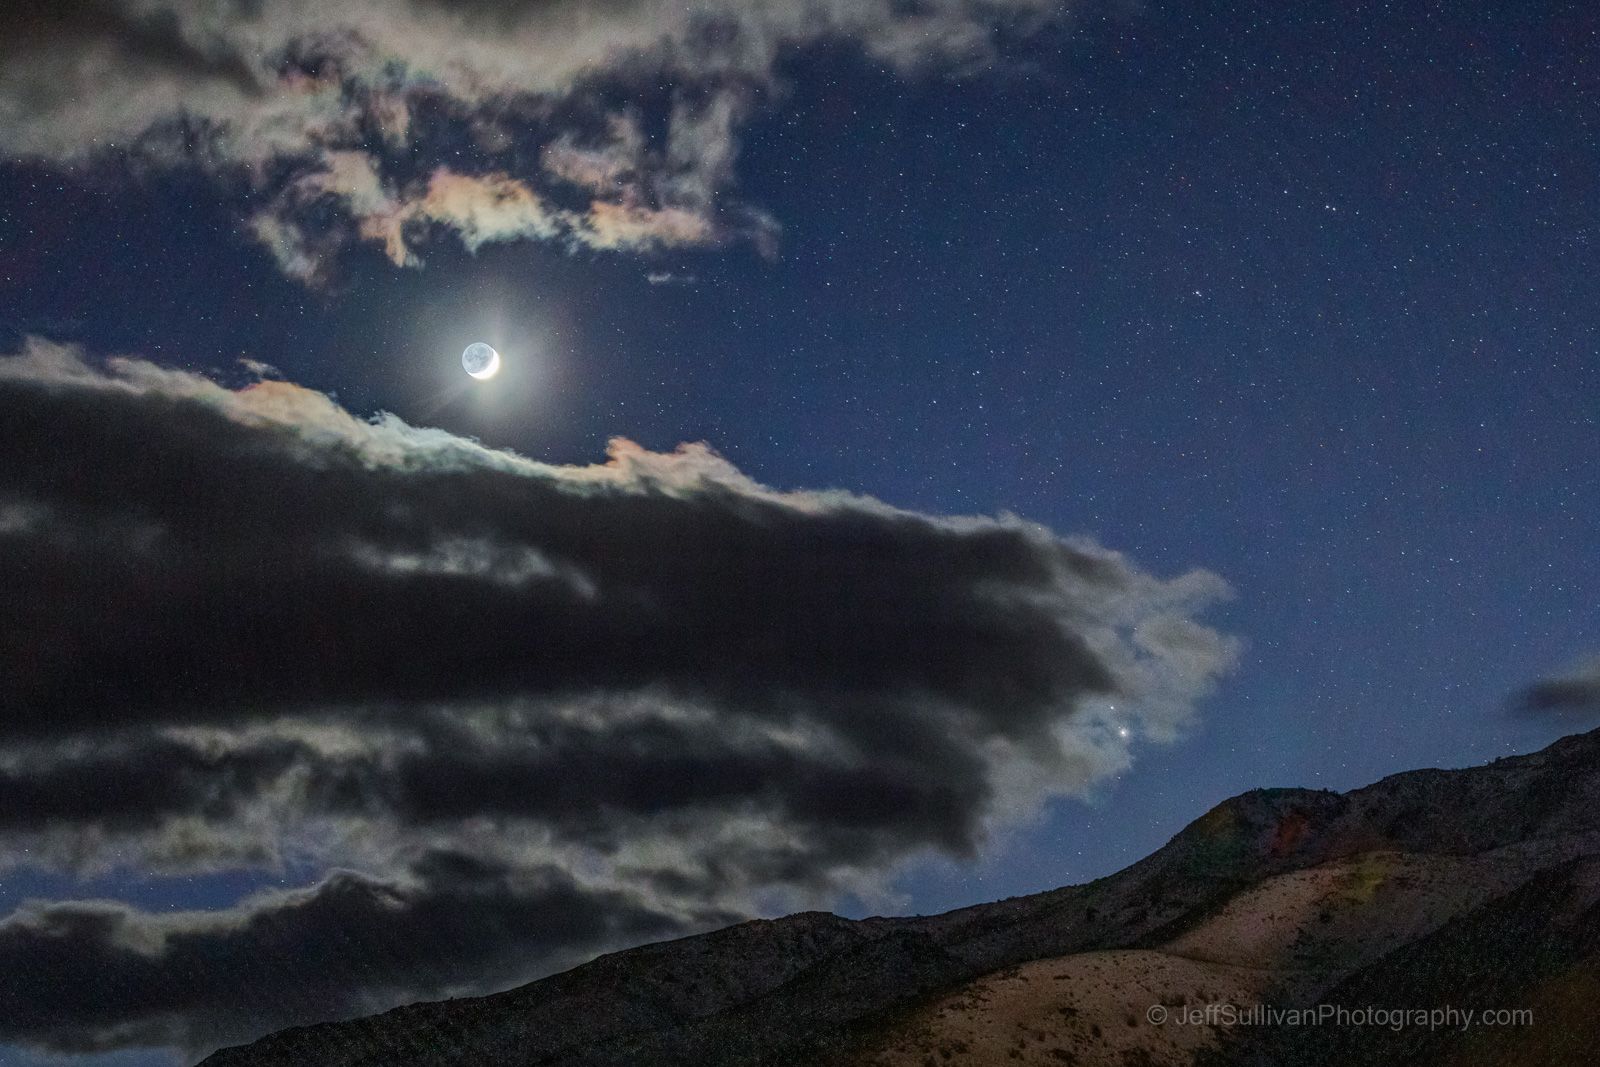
468,348 -> 501,380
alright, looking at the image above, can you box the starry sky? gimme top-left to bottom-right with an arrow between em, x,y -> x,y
2,1 -> 1598,1063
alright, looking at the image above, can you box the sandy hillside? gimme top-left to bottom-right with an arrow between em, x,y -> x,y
857,948 -> 1268,1066
1166,851 -> 1520,977
857,850 -> 1527,1066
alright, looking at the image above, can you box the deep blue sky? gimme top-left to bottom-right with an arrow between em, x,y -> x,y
3,1 -> 1598,1062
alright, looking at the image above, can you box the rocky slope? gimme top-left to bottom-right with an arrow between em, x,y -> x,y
202,728 -> 1600,1066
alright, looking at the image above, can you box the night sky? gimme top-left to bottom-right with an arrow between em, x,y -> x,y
2,2 -> 1598,1064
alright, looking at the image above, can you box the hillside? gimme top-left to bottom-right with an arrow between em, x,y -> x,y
203,729 -> 1600,1066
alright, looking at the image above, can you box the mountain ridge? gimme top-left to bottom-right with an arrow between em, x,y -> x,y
201,727 -> 1600,1066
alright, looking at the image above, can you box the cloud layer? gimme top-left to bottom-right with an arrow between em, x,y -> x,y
0,338 -> 1235,1055
1,0 -> 1063,280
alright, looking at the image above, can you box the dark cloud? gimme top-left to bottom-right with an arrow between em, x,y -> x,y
0,851 -> 700,1056
0,736 -> 303,831
0,1 -> 1065,278
0,346 -> 1154,744
0,339 -> 1235,1055
1510,660 -> 1600,717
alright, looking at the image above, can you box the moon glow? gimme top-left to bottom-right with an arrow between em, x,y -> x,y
462,342 -> 501,380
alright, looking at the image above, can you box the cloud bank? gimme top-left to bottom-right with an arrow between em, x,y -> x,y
0,338 -> 1235,1055
1,0 -> 1065,280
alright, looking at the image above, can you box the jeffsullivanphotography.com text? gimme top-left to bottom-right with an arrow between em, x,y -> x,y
1145,1002 -> 1534,1032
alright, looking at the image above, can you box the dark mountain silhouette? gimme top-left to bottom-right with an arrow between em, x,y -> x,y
203,728 -> 1600,1066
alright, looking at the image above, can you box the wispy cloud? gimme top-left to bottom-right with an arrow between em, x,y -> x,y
0,0 -> 1064,281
